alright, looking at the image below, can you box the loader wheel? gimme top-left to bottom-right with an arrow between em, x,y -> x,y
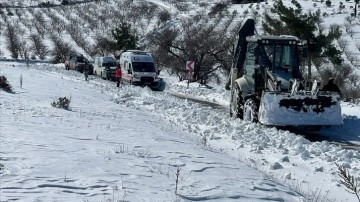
304,125 -> 322,131
230,85 -> 243,119
243,99 -> 259,123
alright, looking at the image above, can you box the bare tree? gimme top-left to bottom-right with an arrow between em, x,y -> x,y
0,8 -> 9,23
146,14 -> 237,83
91,34 -> 114,57
157,10 -> 171,27
18,37 -> 30,59
4,22 -> 20,59
30,33 -> 49,60
345,16 -> 356,25
0,20 -> 4,35
47,10 -> 65,36
50,34 -> 73,63
78,7 -> 98,31
14,8 -> 23,19
344,74 -> 360,103
32,12 -> 47,38
344,22 -> 355,37
334,63 -> 353,89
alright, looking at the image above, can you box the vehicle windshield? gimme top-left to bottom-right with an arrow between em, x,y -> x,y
132,62 -> 156,72
101,57 -> 117,67
102,62 -> 117,67
260,44 -> 301,78
76,57 -> 85,63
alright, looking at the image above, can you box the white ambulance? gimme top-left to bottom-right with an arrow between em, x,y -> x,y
119,50 -> 161,89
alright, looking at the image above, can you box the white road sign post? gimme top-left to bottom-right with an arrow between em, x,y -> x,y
185,61 -> 195,88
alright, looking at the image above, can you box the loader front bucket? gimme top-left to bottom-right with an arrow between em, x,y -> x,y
258,91 -> 342,126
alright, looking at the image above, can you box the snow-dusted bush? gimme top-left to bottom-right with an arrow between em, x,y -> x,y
0,75 -> 13,93
51,96 -> 71,110
326,0 -> 332,7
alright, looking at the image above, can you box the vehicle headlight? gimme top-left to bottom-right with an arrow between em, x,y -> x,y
133,74 -> 140,78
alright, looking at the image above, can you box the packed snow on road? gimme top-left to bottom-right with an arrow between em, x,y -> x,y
1,62 -> 359,201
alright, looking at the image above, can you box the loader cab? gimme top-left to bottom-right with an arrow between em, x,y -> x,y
243,36 -> 303,92
245,36 -> 301,73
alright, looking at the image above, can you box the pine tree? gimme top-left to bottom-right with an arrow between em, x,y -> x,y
262,0 -> 343,77
111,22 -> 138,54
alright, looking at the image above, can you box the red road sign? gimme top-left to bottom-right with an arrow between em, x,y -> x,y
186,61 -> 194,71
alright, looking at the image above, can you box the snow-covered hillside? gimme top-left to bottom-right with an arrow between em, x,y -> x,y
0,0 -> 360,67
1,61 -> 359,201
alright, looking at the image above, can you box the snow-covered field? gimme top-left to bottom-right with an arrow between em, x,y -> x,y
0,0 -> 360,201
1,62 -> 359,201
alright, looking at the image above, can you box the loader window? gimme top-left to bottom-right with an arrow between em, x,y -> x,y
276,45 -> 299,75
262,44 -> 299,75
244,42 -> 256,76
273,46 -> 292,71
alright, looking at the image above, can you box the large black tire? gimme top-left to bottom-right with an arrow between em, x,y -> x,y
304,125 -> 322,131
230,85 -> 243,119
243,99 -> 259,123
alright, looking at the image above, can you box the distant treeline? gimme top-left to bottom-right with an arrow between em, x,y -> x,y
0,0 -> 95,9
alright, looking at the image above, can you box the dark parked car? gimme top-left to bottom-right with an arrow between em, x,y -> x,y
61,0 -> 69,5
69,55 -> 93,75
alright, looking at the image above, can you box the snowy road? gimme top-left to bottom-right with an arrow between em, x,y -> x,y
169,91 -> 360,151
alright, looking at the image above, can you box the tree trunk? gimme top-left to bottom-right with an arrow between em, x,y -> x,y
307,38 -> 312,80
307,55 -> 312,80
355,2 -> 357,17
